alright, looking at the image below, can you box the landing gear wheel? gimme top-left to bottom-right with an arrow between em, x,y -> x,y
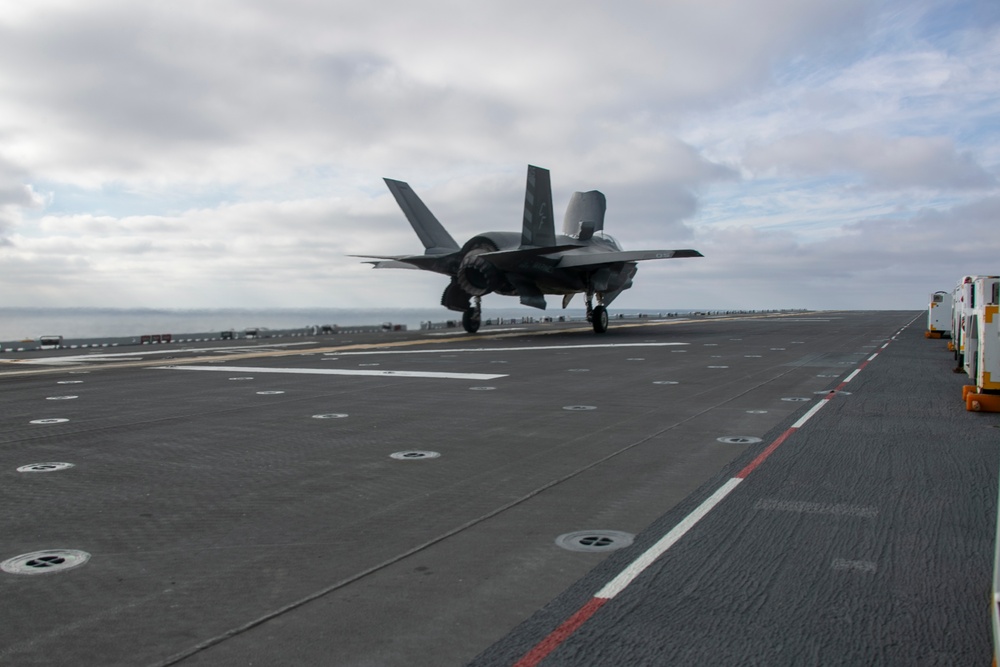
462,308 -> 481,334
592,305 -> 608,334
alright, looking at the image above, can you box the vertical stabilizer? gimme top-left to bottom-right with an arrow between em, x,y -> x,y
563,191 -> 606,240
521,165 -> 557,247
384,178 -> 460,253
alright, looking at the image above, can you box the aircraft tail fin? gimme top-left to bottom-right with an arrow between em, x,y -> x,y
563,190 -> 606,240
521,165 -> 556,247
384,178 -> 460,254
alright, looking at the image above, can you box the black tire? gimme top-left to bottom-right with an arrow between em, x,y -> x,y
592,306 -> 608,334
462,309 -> 481,334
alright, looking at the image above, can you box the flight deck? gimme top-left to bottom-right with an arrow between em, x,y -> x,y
1,311 -> 995,666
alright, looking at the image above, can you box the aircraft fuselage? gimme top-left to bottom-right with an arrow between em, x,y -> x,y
355,165 -> 701,333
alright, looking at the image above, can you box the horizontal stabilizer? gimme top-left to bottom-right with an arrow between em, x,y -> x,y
556,249 -> 703,268
384,178 -> 460,253
349,252 -> 460,272
360,259 -> 419,270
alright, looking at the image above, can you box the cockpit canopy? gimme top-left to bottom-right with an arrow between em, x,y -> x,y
591,230 -> 622,250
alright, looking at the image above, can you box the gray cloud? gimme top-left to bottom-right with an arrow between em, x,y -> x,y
0,0 -> 870,186
0,157 -> 45,244
0,1 -> 997,313
655,194 -> 1000,310
744,131 -> 996,190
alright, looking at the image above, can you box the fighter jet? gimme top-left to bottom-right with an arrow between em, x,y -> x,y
355,165 -> 703,334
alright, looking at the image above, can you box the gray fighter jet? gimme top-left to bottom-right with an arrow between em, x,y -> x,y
356,165 -> 703,334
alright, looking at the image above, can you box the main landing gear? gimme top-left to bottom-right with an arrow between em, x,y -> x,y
585,292 -> 608,334
461,292 -> 609,335
462,296 -> 482,334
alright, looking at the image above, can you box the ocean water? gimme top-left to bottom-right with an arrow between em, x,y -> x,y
0,306 -> 630,342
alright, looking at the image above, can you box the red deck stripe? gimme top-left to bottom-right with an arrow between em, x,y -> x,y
735,428 -> 795,478
512,597 -> 609,667
508,338 -> 900,666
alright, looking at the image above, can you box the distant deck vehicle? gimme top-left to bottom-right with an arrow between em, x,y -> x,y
38,335 -> 63,348
926,291 -> 951,338
962,275 -> 1000,412
953,276 -> 975,368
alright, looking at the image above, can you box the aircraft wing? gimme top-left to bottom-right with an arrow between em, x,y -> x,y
556,248 -> 703,268
476,245 -> 584,270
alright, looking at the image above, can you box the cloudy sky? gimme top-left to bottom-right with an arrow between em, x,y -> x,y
1,0 -> 998,314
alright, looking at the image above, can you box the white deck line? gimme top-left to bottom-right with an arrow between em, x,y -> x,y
334,342 -> 689,355
154,365 -> 508,381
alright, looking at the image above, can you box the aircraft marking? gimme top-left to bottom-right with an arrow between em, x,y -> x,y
154,365 -> 508,381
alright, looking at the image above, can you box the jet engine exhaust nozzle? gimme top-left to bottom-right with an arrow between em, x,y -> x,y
457,243 -> 502,296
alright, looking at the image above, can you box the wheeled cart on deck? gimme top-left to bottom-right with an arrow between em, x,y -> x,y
926,291 -> 951,338
962,276 -> 1000,412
